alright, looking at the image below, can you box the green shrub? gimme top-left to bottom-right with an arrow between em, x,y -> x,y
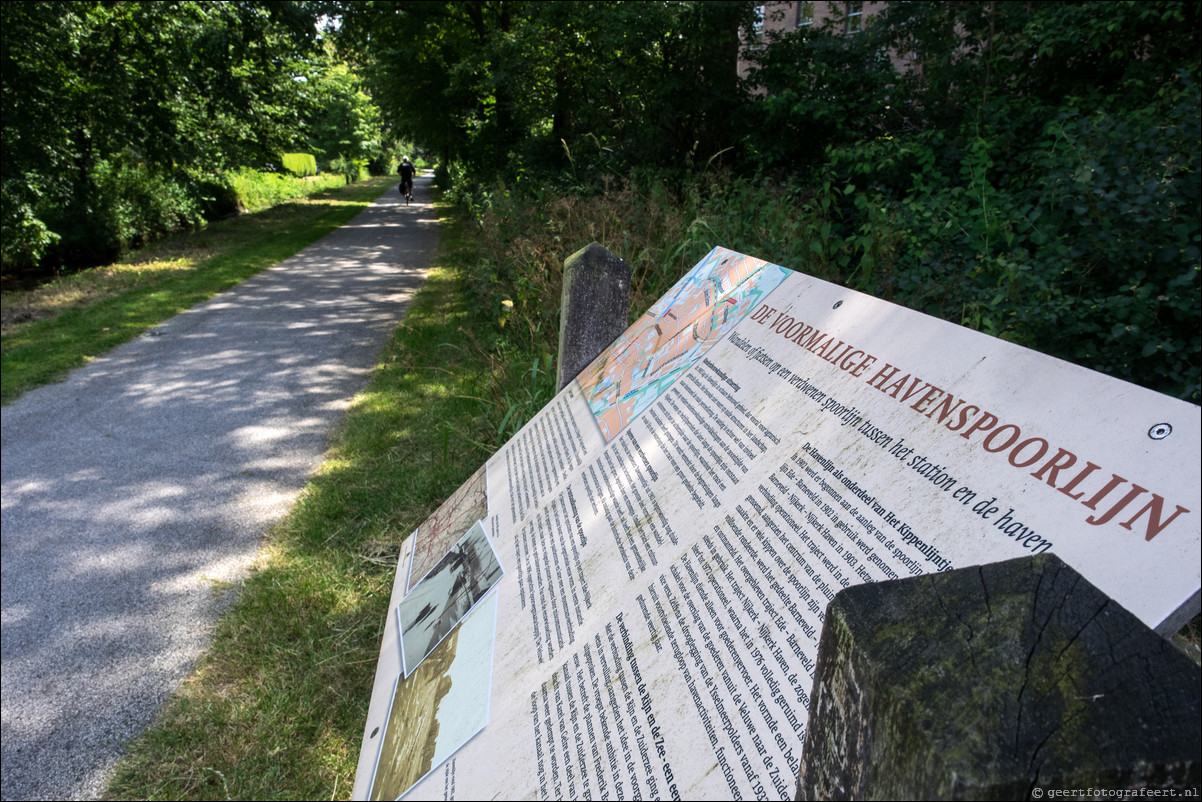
189,173 -> 242,220
280,153 -> 318,177
226,168 -> 344,212
818,81 -> 1201,403
29,157 -> 206,268
434,162 -> 462,193
366,156 -> 391,176
328,156 -> 365,184
0,193 -> 60,271
95,159 -> 205,247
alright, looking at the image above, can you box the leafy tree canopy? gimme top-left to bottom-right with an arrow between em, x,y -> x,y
334,1 -> 757,181
1,0 -> 391,271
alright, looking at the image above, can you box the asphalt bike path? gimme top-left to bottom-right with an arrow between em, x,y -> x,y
1,177 -> 437,800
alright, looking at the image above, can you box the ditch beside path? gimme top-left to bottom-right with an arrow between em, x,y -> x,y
0,177 -> 437,801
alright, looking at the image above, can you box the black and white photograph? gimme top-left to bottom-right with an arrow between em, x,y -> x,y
397,520 -> 504,676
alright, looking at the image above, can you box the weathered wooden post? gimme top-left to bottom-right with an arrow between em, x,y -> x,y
797,554 -> 1201,800
556,243 -> 632,390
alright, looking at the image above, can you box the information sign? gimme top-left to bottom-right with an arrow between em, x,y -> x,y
354,247 -> 1200,801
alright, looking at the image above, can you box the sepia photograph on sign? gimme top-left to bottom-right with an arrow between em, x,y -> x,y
369,592 -> 497,801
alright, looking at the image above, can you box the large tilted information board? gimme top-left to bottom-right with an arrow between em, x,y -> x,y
352,247 -> 1201,801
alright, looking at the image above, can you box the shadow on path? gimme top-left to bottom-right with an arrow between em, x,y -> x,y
0,178 -> 438,801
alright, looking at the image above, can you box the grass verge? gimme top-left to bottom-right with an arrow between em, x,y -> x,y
1,175 -> 397,405
103,199 -> 508,801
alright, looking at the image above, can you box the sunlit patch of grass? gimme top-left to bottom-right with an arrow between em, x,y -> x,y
228,169 -> 348,213
1,176 -> 397,404
1,261 -> 192,332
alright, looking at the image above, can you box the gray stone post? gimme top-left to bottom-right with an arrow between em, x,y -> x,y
797,553 -> 1201,800
556,243 -> 632,391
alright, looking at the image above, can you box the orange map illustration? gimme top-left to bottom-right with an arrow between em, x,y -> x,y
577,246 -> 788,440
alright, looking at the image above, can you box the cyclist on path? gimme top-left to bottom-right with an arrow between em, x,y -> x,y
398,156 -> 416,202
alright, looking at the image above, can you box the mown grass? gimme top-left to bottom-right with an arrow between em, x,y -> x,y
0,175 -> 397,405
103,199 -> 515,801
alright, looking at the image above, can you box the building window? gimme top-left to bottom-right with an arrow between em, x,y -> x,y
797,1 -> 814,27
750,4 -> 765,49
845,1 -> 863,34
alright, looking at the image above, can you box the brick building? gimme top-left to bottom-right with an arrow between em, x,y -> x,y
741,1 -> 915,76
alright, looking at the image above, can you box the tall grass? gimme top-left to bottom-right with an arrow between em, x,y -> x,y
458,174 -> 854,364
456,168 -> 1199,404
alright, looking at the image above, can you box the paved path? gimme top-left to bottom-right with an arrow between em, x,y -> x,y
0,178 -> 437,800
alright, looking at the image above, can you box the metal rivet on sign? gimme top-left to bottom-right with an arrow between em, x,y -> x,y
1148,423 -> 1172,440
832,300 -> 843,309
370,727 -> 380,739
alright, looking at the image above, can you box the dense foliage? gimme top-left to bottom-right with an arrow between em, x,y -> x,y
340,0 -> 1198,402
336,1 -> 755,180
0,1 -> 392,275
745,0 -> 1201,401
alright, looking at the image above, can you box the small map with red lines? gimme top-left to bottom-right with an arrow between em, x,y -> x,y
577,246 -> 788,441
406,465 -> 488,592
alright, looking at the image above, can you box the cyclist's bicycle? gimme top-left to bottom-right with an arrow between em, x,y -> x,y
400,177 -> 413,204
